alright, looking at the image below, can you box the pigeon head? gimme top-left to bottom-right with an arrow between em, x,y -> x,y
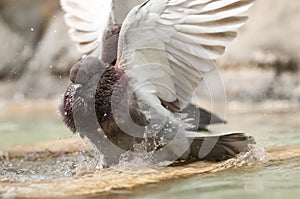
70,57 -> 106,85
60,57 -> 108,133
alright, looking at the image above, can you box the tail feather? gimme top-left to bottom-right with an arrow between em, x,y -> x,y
188,133 -> 255,162
197,107 -> 226,131
182,104 -> 226,131
198,107 -> 226,126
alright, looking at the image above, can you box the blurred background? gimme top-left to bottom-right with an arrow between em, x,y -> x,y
0,0 -> 299,101
1,2 -> 300,198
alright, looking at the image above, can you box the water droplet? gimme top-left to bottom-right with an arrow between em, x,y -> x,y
30,28 -> 34,32
49,65 -> 53,69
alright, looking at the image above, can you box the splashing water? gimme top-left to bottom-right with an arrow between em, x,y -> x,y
113,150 -> 165,175
215,145 -> 266,171
0,151 -> 99,181
235,145 -> 266,166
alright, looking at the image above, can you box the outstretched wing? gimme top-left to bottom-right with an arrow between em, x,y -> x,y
60,0 -> 147,58
117,0 -> 254,110
60,0 -> 113,57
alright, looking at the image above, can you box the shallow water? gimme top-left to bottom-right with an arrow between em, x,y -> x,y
87,158 -> 300,199
0,101 -> 299,198
0,101 -> 71,147
0,151 -> 97,181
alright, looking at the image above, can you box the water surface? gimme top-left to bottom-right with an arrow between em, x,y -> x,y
0,101 -> 299,199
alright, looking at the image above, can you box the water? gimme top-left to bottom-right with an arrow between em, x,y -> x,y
0,101 -> 299,198
121,159 -> 300,199
0,101 -> 71,147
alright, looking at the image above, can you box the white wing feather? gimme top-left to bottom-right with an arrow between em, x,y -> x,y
60,0 -> 147,58
60,0 -> 113,57
118,0 -> 254,109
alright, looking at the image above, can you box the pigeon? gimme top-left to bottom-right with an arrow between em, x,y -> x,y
59,0 -> 256,167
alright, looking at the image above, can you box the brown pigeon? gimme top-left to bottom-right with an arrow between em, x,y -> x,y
59,0 -> 255,167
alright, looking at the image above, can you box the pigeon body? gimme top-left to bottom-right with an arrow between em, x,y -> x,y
60,57 -> 254,167
60,0 -> 256,167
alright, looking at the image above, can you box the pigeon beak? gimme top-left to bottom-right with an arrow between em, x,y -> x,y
73,84 -> 82,91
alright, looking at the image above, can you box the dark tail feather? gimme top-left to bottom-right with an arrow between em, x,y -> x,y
197,107 -> 226,131
182,104 -> 226,131
188,133 -> 255,162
